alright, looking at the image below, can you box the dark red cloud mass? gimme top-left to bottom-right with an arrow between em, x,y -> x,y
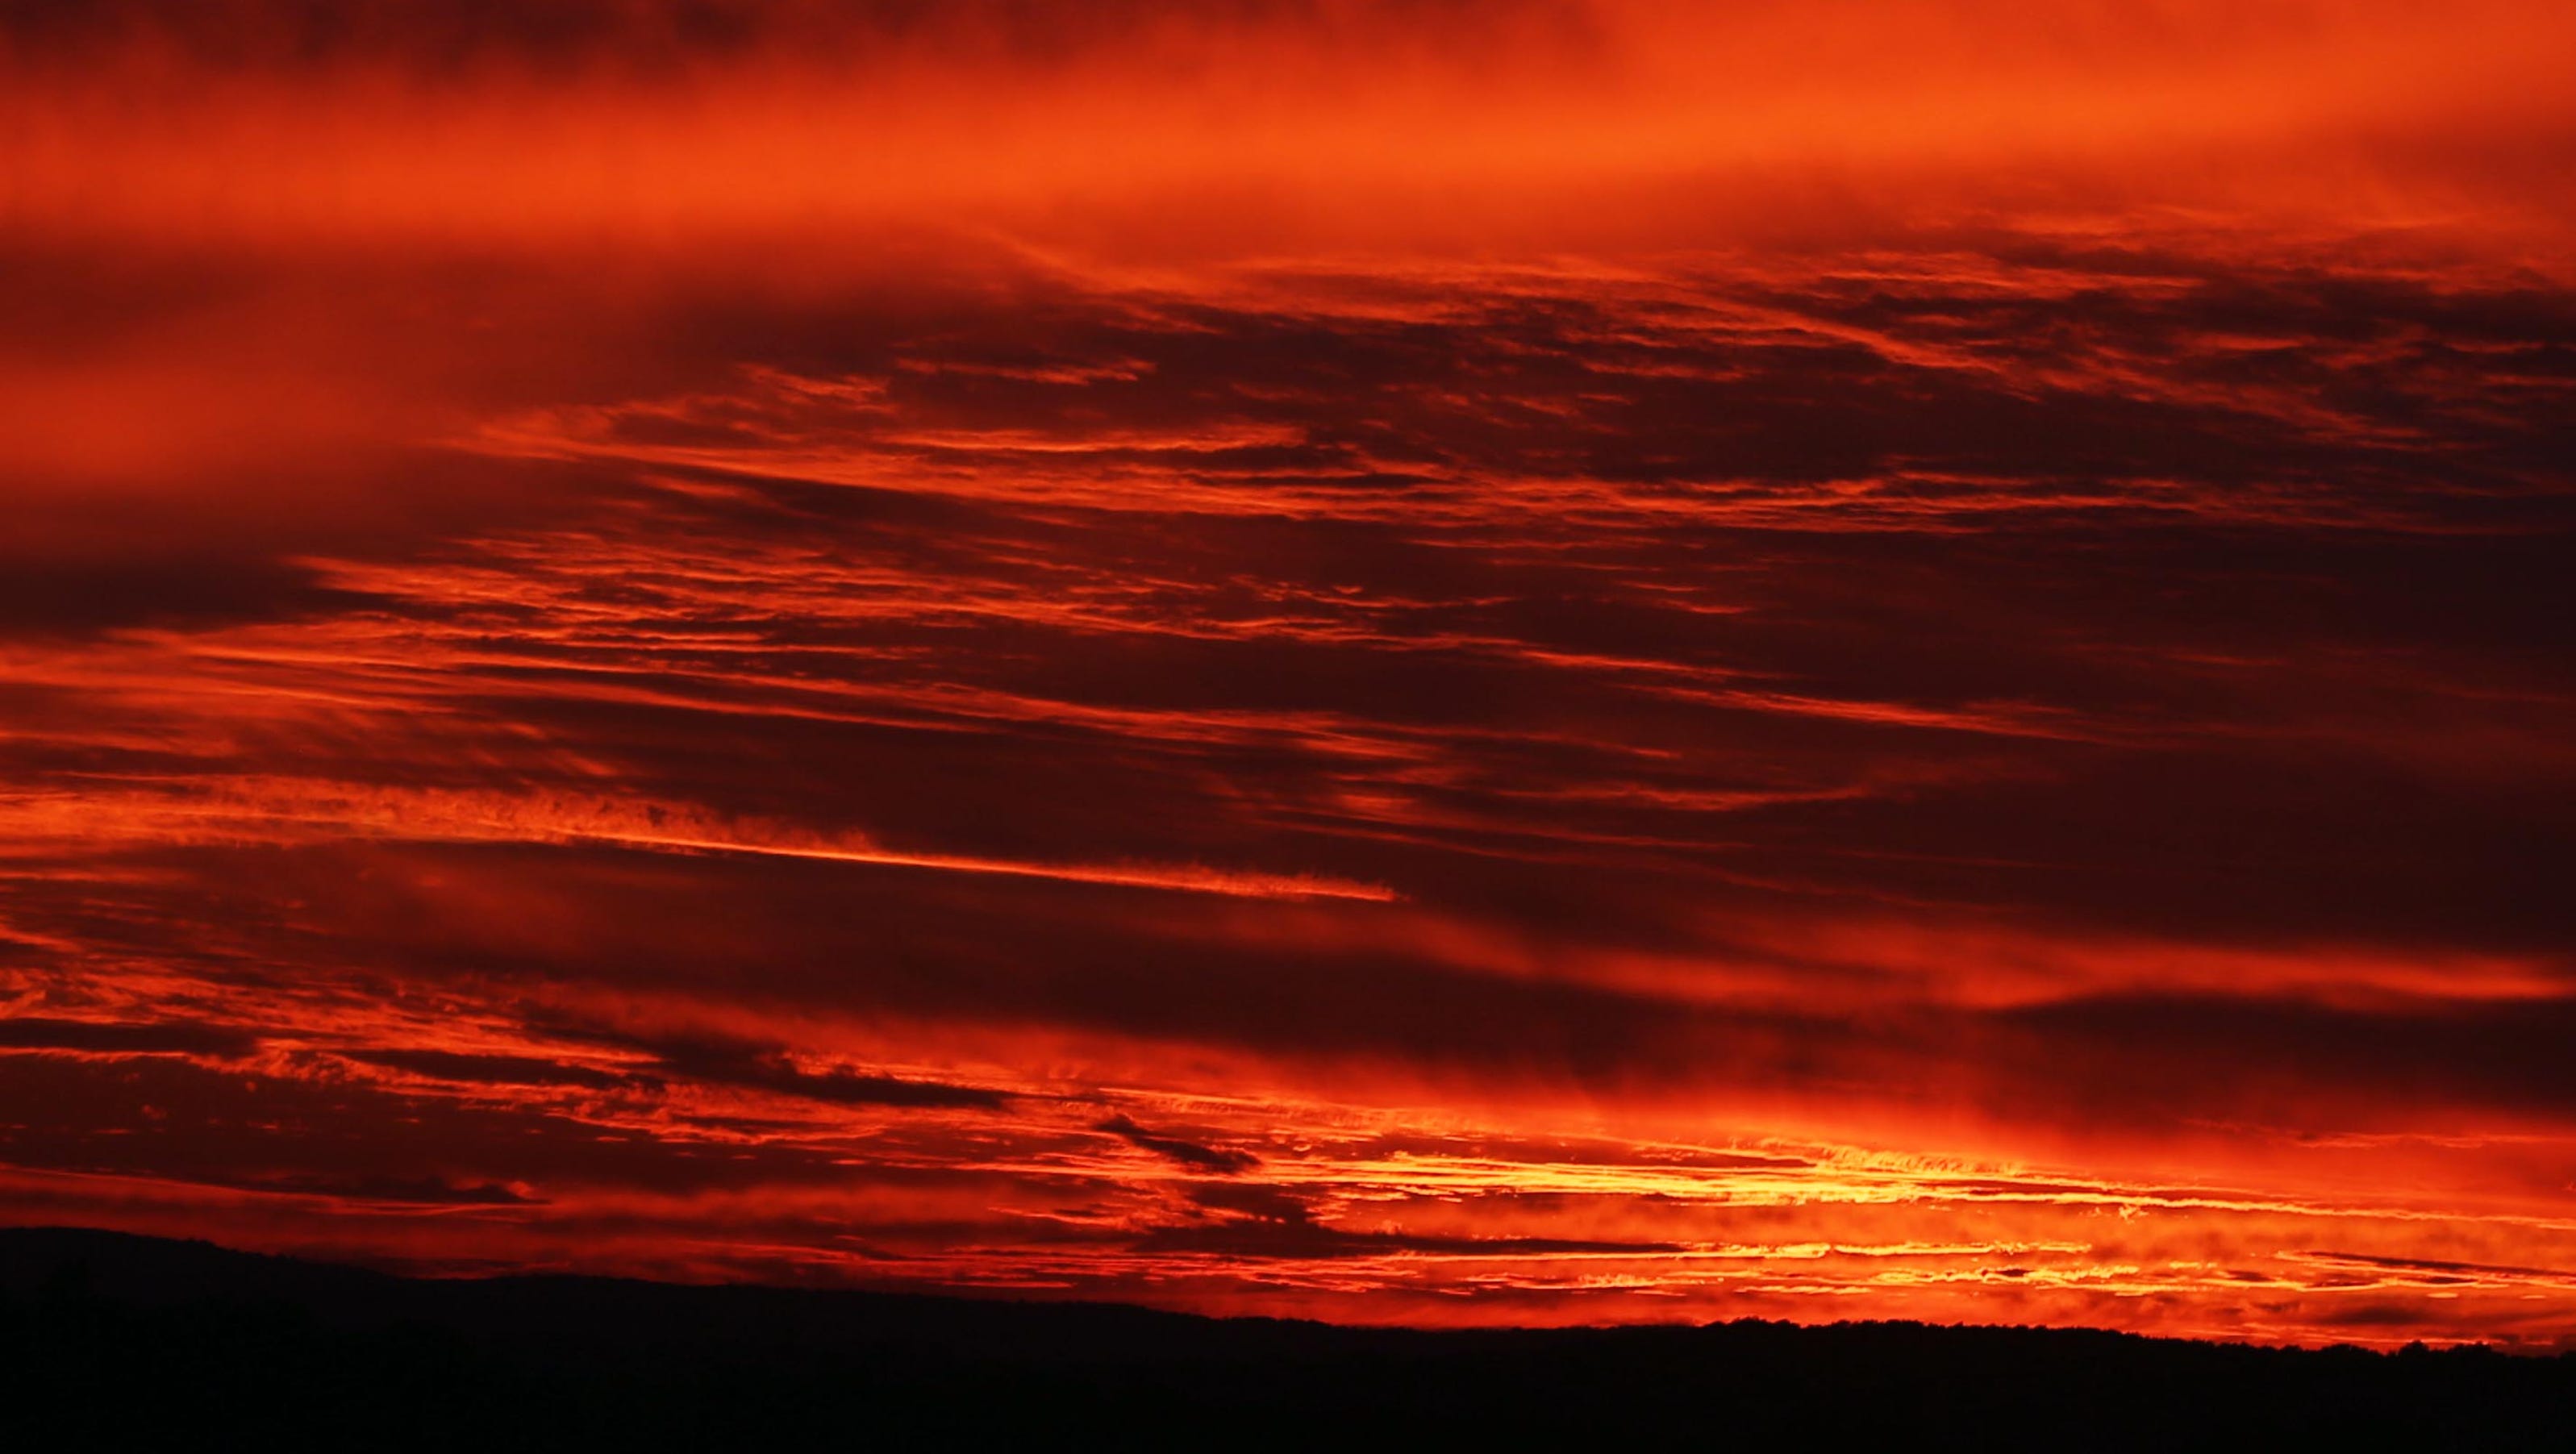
3,1 -> 2574,1348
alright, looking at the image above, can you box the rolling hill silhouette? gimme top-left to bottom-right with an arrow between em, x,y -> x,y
3,1226 -> 2569,1448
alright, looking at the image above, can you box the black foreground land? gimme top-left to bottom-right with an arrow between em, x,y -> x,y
3,1227 -> 2571,1449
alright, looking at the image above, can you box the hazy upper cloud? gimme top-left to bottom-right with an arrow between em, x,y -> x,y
10,0 -> 2574,252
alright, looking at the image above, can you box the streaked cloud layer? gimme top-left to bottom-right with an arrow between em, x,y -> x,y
3,1 -> 2573,1348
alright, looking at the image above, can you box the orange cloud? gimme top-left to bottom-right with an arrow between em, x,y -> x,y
4,0 -> 2574,1352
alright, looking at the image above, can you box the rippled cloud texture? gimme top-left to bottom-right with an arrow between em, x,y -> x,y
5,1 -> 2574,1347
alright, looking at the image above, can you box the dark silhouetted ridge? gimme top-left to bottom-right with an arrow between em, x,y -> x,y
3,1227 -> 2571,1449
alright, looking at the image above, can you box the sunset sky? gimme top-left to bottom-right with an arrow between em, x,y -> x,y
4,0 -> 2574,1349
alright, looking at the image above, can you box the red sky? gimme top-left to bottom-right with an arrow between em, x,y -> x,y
5,0 -> 2575,1348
